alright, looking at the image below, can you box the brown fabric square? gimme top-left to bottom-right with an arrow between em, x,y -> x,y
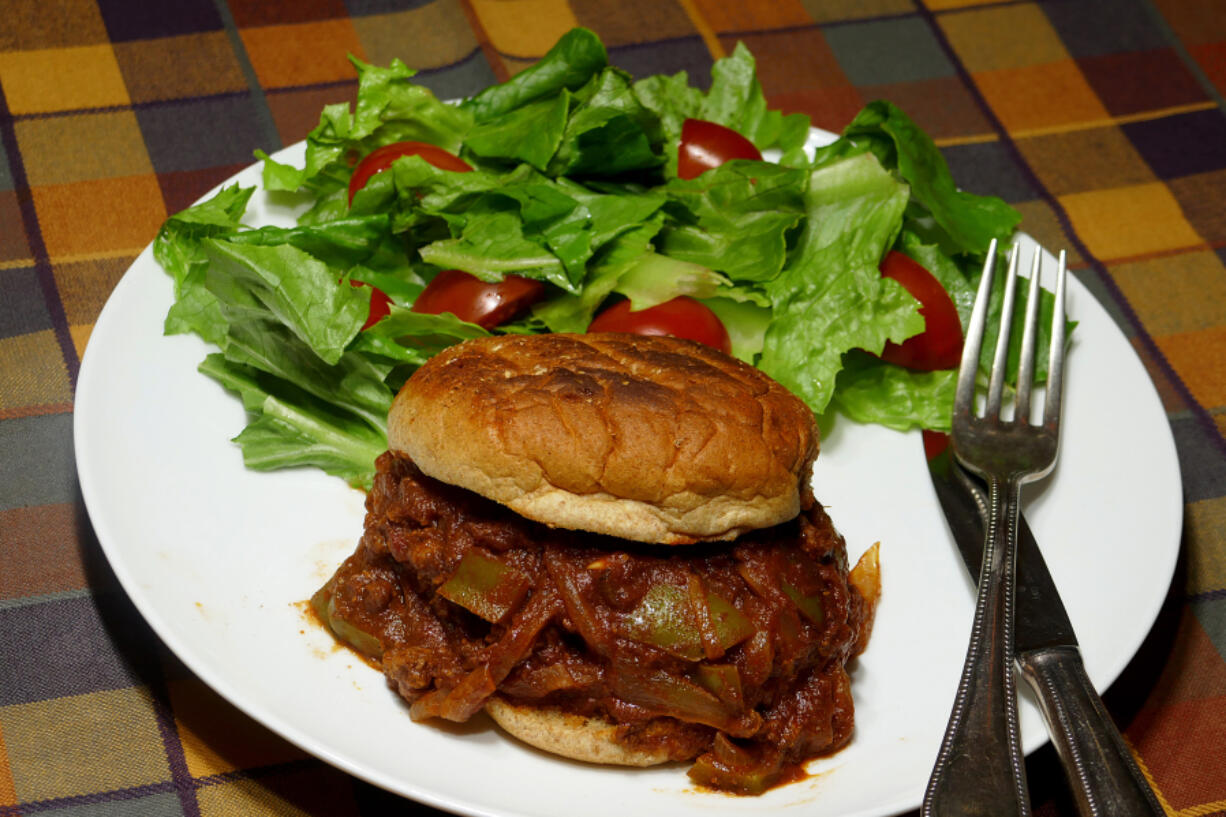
1015,126 -> 1155,196
860,76 -> 993,142
1190,41 -> 1226,97
799,0 -> 915,24
1079,49 -> 1209,118
156,165 -> 250,216
572,0 -> 696,47
771,87 -> 866,133
267,85 -> 358,148
689,0 -> 811,33
719,27 -> 848,95
113,32 -> 247,103
1151,0 -> 1226,47
1010,198 -> 1085,269
228,0 -> 349,29
0,192 -> 32,268
0,504 -> 87,599
0,0 -> 109,50
1168,168 -> 1226,247
52,255 -> 133,328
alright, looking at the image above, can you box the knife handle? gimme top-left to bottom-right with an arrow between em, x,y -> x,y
1018,646 -> 1165,817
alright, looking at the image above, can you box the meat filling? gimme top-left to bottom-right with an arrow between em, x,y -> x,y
315,452 -> 874,793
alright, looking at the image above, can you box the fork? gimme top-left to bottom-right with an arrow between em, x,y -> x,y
922,240 -> 1067,817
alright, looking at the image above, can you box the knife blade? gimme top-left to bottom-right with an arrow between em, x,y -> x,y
923,431 -> 1163,817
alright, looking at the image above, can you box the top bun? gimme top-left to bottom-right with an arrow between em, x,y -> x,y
388,333 -> 818,544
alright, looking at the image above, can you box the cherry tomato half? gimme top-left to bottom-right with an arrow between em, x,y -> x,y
587,296 -> 732,355
348,141 -> 472,204
878,251 -> 963,371
677,119 -> 763,180
410,269 -> 545,329
344,279 -> 392,331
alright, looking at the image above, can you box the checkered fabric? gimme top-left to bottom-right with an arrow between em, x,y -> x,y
2,0 -> 1224,814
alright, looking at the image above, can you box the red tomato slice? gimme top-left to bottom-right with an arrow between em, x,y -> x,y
348,141 -> 472,204
677,119 -> 763,180
410,269 -> 545,329
587,296 -> 732,355
345,279 -> 393,331
878,251 -> 963,371
921,429 -> 950,461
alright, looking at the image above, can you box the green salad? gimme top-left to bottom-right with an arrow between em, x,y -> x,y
153,27 -> 1058,490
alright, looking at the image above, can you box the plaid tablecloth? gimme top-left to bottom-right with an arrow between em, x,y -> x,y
2,1 -> 1225,814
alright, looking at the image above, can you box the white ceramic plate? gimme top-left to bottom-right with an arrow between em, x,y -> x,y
75,135 -> 1182,817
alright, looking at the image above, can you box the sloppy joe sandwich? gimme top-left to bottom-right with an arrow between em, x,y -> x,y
312,332 -> 880,794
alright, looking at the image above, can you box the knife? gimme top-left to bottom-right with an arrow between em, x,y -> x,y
923,431 -> 1164,817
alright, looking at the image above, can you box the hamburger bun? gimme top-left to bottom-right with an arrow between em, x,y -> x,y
484,697 -> 672,767
388,333 -> 818,544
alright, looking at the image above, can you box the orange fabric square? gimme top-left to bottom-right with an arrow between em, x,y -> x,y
975,61 -> 1110,136
689,0 -> 811,32
1112,251 -> 1226,336
1130,677 -> 1226,809
1154,325 -> 1226,411
0,45 -> 129,115
468,0 -> 581,58
32,175 -> 167,261
938,4 -> 1069,73
239,20 -> 366,89
1059,182 -> 1202,262
0,718 -> 14,807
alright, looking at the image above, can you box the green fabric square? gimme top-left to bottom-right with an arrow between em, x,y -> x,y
822,17 -> 955,86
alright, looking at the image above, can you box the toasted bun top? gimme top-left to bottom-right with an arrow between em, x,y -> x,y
388,333 -> 817,544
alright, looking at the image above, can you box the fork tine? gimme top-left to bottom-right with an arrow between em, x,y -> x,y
1014,248 -> 1044,424
1043,250 -> 1068,429
956,239 -> 998,418
985,245 -> 1021,420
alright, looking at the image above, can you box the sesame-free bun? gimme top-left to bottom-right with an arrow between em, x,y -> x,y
484,697 -> 671,767
388,333 -> 817,544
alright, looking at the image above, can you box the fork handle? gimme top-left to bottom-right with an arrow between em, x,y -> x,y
1018,646 -> 1165,817
924,476 -> 1030,817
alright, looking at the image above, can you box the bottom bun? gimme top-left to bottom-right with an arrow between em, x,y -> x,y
484,697 -> 671,768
